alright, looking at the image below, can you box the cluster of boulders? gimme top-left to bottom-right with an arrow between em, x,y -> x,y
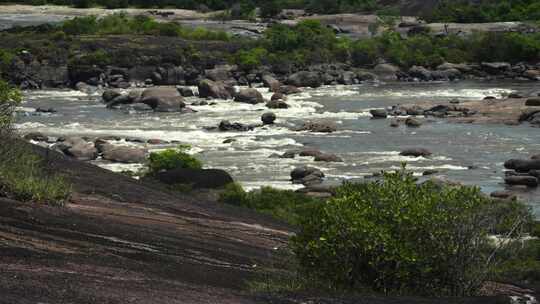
102,87 -> 189,113
519,98 -> 540,126
291,166 -> 325,186
294,121 -> 337,133
23,133 -> 159,163
504,155 -> 540,187
393,62 -> 540,82
272,148 -> 343,163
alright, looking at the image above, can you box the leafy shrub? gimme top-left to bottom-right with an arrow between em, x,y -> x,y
219,183 -> 322,225
147,145 -> 202,174
234,47 -> 268,70
291,168 -> 531,296
493,239 -> 540,286
427,0 -> 540,23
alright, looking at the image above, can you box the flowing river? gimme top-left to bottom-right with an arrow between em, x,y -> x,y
15,80 -> 540,217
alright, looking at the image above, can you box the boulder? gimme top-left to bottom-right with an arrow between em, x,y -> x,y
177,86 -> 194,97
400,148 -> 432,158
297,121 -> 337,133
271,92 -> 286,101
261,112 -> 276,125
266,100 -> 289,109
102,89 -> 121,103
205,65 -> 235,82
154,168 -> 234,189
314,153 -> 343,162
234,88 -> 264,104
261,74 -> 281,92
198,79 -> 232,99
291,166 -> 325,186
102,146 -> 147,163
490,190 -> 517,200
505,176 -> 538,188
408,66 -> 432,81
338,71 -> 356,85
504,159 -> 540,172
140,87 -> 185,112
373,63 -> 400,77
370,109 -> 387,119
523,70 -> 540,81
525,98 -> 540,106
405,117 -> 423,127
299,149 -> 323,158
62,137 -> 98,161
287,71 -> 322,88
481,62 -> 511,74
219,120 -> 254,132
106,94 -> 133,108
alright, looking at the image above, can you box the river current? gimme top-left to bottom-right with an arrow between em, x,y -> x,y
15,80 -> 540,216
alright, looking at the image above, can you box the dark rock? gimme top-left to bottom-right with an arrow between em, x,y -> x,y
338,71 -> 356,85
525,98 -> 540,106
504,159 -> 540,172
484,96 -> 496,100
271,92 -> 286,101
62,137 -> 98,161
505,176 -> 538,187
481,62 -> 511,74
154,168 -> 234,189
370,109 -> 388,119
107,94 -> 133,108
400,148 -> 432,157
222,138 -> 236,144
234,88 -> 264,104
141,87 -> 185,112
291,166 -> 325,186
390,119 -> 400,127
408,66 -> 432,81
423,170 -> 439,176
405,117 -> 423,127
261,112 -> 276,125
205,65 -> 235,82
299,149 -> 323,158
102,146 -> 147,163
35,107 -> 57,113
287,71 -> 322,88
102,90 -> 121,103
198,79 -> 232,100
314,153 -> 343,162
266,100 -> 289,109
490,190 -> 517,200
280,150 -> 297,159
147,139 -> 168,145
177,87 -> 194,97
219,120 -> 254,132
508,93 -> 524,98
297,121 -> 337,133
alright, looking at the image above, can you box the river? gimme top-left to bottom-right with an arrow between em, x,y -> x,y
15,80 -> 540,216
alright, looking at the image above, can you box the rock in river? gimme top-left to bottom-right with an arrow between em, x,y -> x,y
102,146 -> 148,163
234,88 -> 264,104
400,148 -> 432,158
141,87 -> 185,112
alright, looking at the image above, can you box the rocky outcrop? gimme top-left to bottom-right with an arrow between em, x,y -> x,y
141,87 -> 185,112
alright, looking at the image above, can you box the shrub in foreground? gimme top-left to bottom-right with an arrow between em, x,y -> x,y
291,169 -> 530,296
147,145 -> 202,174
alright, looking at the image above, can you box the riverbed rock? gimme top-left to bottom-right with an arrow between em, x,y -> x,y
24,132 -> 48,142
409,66 -> 432,81
523,69 -> 540,81
261,112 -> 276,125
490,190 -> 517,200
154,168 -> 234,189
234,88 -> 264,104
271,92 -> 286,101
62,137 -> 98,161
370,109 -> 388,119
107,94 -> 133,108
504,159 -> 540,172
481,62 -> 511,74
102,89 -> 121,103
102,146 -> 147,163
291,166 -> 325,186
266,100 -> 289,110
297,121 -> 337,133
525,98 -> 540,106
405,117 -> 423,127
198,79 -> 232,99
505,176 -> 538,187
287,71 -> 322,88
177,86 -> 194,97
140,87 -> 185,112
262,74 -> 281,92
314,153 -> 343,162
219,120 -> 254,132
400,148 -> 432,157
278,85 -> 301,95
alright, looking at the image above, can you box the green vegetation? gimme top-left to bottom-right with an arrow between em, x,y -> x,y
60,13 -> 230,40
219,183 -> 321,224
147,145 -> 202,174
494,239 -> 540,287
0,80 -> 71,205
427,0 -> 540,23
289,169 -> 531,296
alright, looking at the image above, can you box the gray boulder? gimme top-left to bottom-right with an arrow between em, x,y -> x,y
505,176 -> 538,187
141,87 -> 185,112
62,137 -> 98,161
370,109 -> 387,119
102,146 -> 147,163
287,71 -> 322,88
405,117 -> 423,127
198,79 -> 232,99
297,121 -> 337,133
266,100 -> 289,109
291,166 -> 325,186
262,74 -> 281,92
234,88 -> 264,104
261,112 -> 276,125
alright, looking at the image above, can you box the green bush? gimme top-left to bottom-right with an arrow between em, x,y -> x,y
493,239 -> 540,286
426,0 -> 540,23
147,145 -> 202,174
219,183 -> 322,225
291,168 -> 531,296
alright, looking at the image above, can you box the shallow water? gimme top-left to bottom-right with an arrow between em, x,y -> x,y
15,80 -> 540,216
